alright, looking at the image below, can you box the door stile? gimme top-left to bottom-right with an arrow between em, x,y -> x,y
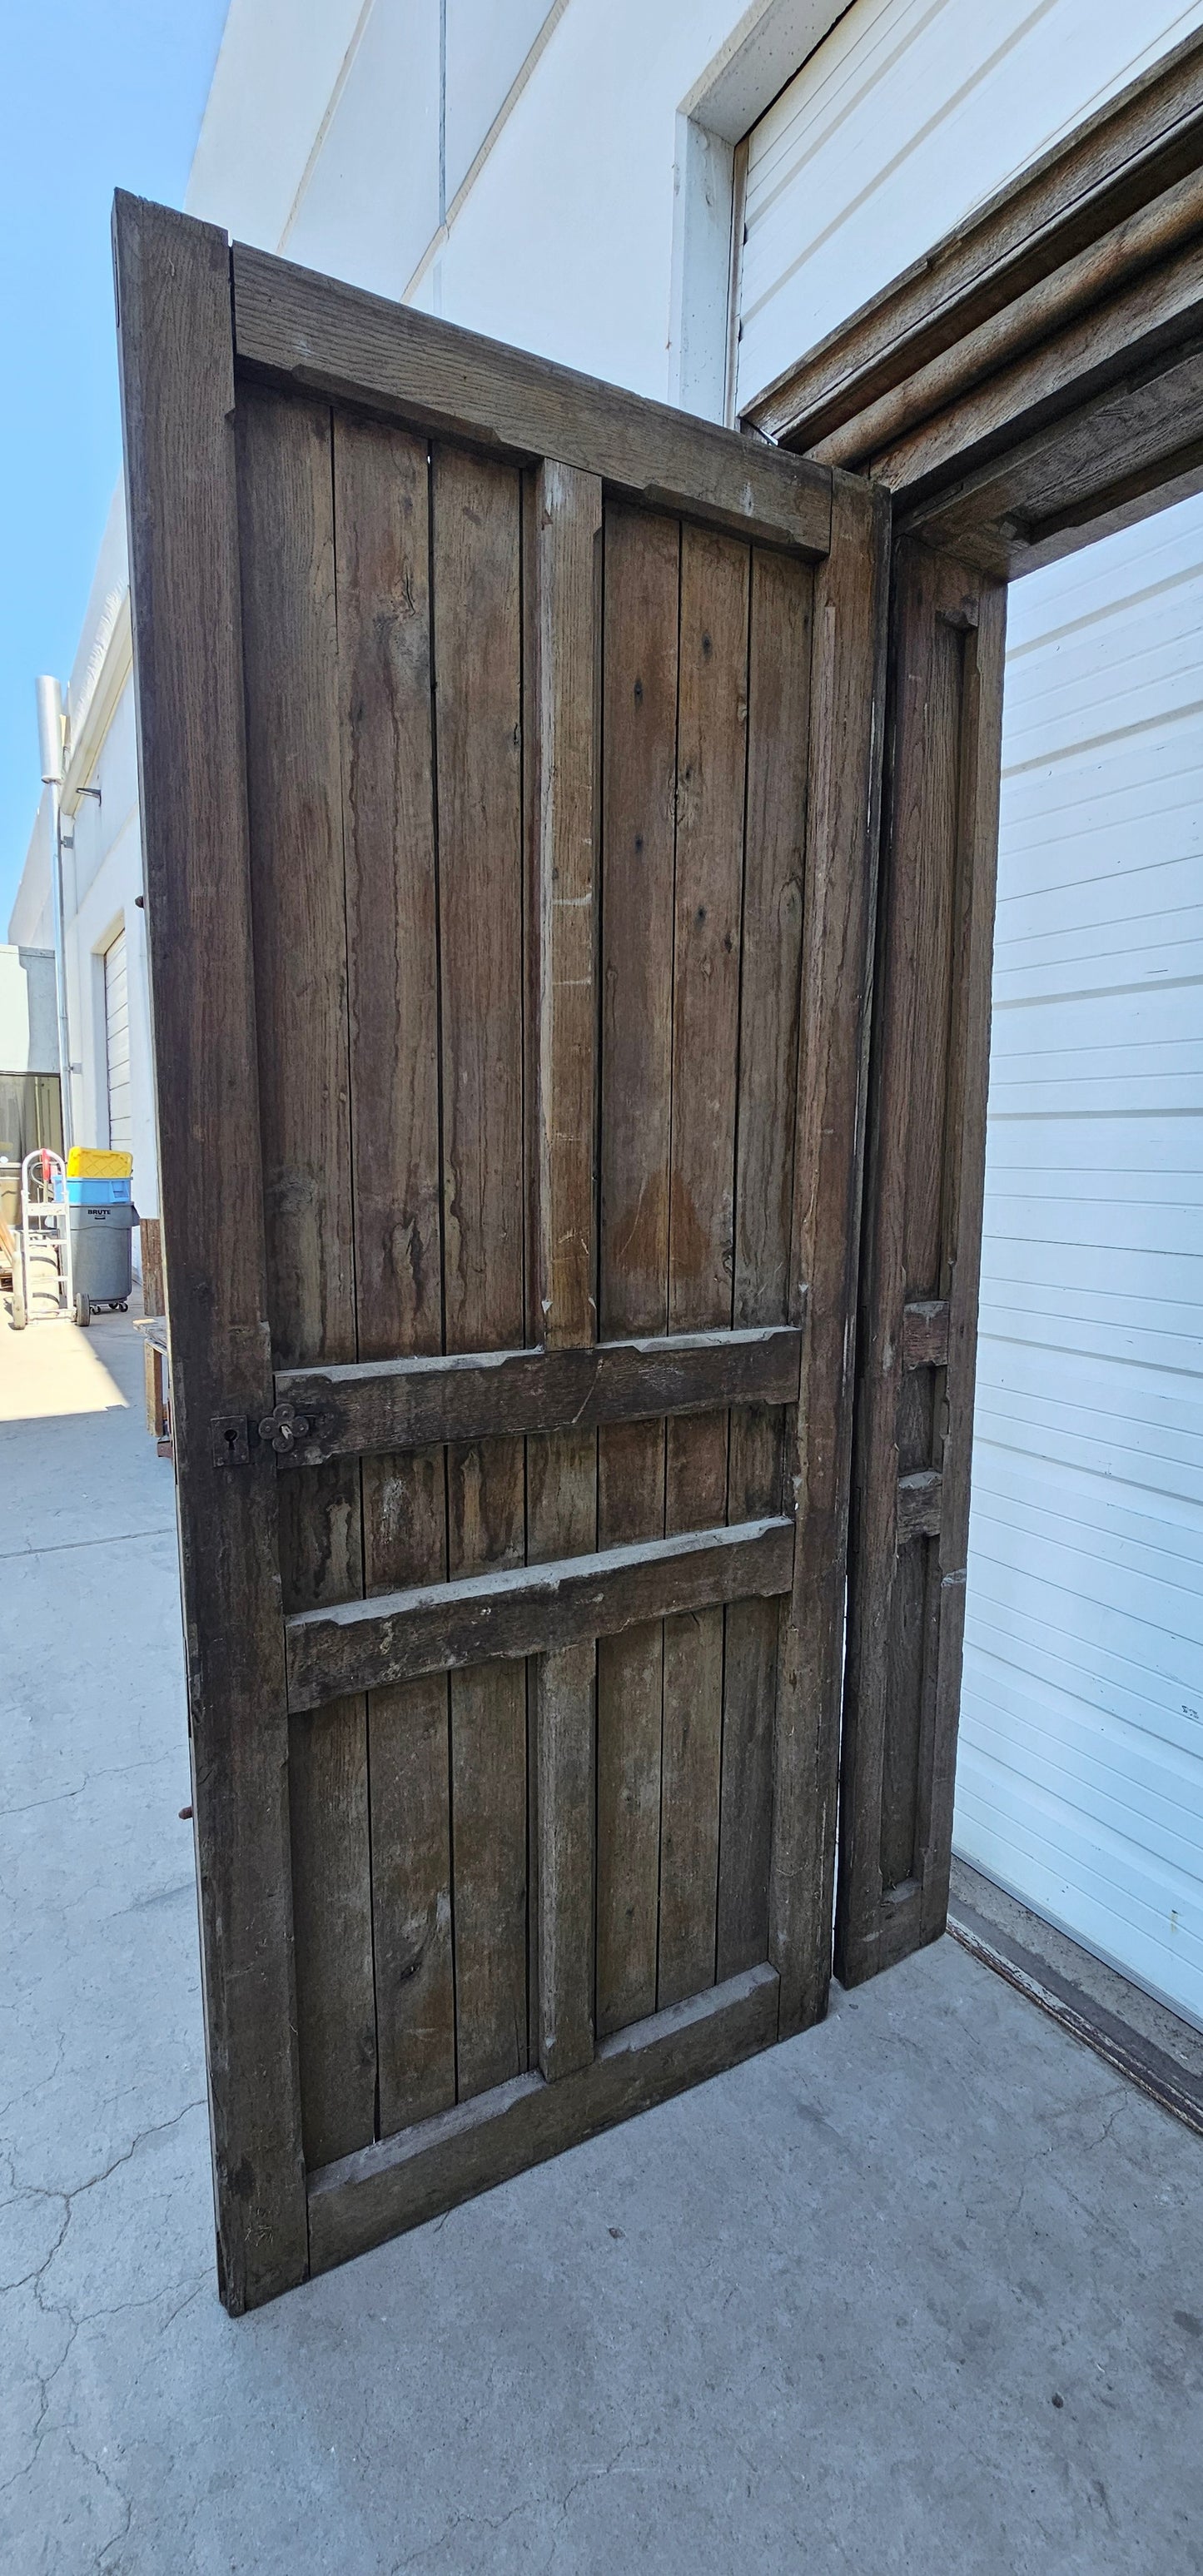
835,541 -> 1007,1988
769,473 -> 892,2037
526,460 -> 604,2081
113,194 -> 307,2313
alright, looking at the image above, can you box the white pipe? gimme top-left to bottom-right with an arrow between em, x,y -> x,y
34,674 -> 74,1156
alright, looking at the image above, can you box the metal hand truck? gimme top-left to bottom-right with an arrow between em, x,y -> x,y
10,1148 -> 87,1330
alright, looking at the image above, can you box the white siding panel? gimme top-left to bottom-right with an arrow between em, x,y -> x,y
738,0 -> 1203,407
104,930 -> 132,1159
956,493 -> 1203,2030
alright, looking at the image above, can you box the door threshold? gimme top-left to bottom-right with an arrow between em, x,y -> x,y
947,1861 -> 1203,2141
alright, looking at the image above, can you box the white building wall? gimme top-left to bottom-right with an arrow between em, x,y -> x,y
7,485 -> 157,1217
185,0 -> 858,408
10,801 -> 54,952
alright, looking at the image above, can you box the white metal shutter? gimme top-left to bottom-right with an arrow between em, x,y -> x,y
954,496 -> 1203,2028
736,0 -> 1203,412
103,928 -> 132,1157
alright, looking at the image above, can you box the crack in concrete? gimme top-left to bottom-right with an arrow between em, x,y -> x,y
0,1524 -> 176,1564
0,2098 -> 206,2507
390,2430 -> 659,2576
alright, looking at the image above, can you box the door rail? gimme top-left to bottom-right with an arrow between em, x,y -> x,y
286,1514 -> 794,1711
271,1320 -> 803,1465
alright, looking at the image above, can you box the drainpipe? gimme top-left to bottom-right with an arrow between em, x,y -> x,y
34,674 -> 74,1156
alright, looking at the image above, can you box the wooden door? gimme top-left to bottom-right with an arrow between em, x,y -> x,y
837,541 -> 1007,1987
116,193 -> 885,2310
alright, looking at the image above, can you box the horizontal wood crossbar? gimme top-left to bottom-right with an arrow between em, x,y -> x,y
286,1515 -> 794,1712
275,1322 -> 803,1465
307,1962 -> 779,2272
231,241 -> 833,557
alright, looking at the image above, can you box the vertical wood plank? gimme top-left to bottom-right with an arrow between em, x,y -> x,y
658,523 -> 748,2010
528,460 -> 603,2082
718,547 -> 812,1980
114,193 -> 307,2311
771,473 -> 890,2036
333,410 -> 455,2138
835,541 -> 1007,1988
432,442 -> 529,2102
921,581 -> 1007,1945
236,384 -> 376,2171
595,505 -> 679,2037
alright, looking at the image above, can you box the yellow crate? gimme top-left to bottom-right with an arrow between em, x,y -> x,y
67,1147 -> 133,1179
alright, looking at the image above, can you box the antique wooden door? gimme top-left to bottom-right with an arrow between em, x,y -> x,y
115,192 -> 885,2310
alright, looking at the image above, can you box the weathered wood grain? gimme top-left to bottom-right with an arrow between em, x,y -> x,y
333,408 -> 454,2138
896,1470 -> 944,1546
138,1214 -> 164,1318
231,240 -> 831,556
236,384 -> 376,2174
897,336 -> 1203,579
837,547 -> 1006,1988
814,168 -> 1203,472
528,458 -> 603,2083
113,192 -> 307,2312
659,522 -> 748,2011
432,442 -> 529,2103
902,1300 -> 950,1370
872,224 -> 1203,509
840,548 -> 968,1957
595,505 -> 679,2038
286,1517 -> 794,1713
275,1324 -> 802,1464
719,545 -> 812,1982
769,473 -> 890,2037
308,1962 -> 778,2273
921,580 -> 1007,1947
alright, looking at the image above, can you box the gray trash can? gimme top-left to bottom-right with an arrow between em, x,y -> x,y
69,1202 -> 135,1311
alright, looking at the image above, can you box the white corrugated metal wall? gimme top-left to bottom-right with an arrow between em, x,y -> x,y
958,506 -> 1203,2026
738,0 -> 1203,2024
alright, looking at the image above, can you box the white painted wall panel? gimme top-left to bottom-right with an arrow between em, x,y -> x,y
103,932 -> 132,1158
445,0 -> 553,205
407,0 -> 738,390
285,0 -> 440,301
187,0 -> 369,249
955,497 -> 1203,2028
738,0 -> 1203,406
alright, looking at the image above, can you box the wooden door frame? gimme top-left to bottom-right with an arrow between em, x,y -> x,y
115,191 -> 887,2308
742,27 -> 1203,1983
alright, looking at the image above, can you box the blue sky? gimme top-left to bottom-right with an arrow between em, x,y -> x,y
1,0 -> 231,932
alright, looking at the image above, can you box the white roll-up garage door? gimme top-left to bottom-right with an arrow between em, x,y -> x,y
956,500 -> 1203,2029
736,0 -> 1203,416
738,0 -> 1203,2025
103,928 -> 132,1157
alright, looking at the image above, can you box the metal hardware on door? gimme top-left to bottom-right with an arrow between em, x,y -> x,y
210,1413 -> 251,1469
257,1401 -> 310,1456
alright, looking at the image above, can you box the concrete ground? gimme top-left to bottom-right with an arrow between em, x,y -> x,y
2,1306 -> 1201,2576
